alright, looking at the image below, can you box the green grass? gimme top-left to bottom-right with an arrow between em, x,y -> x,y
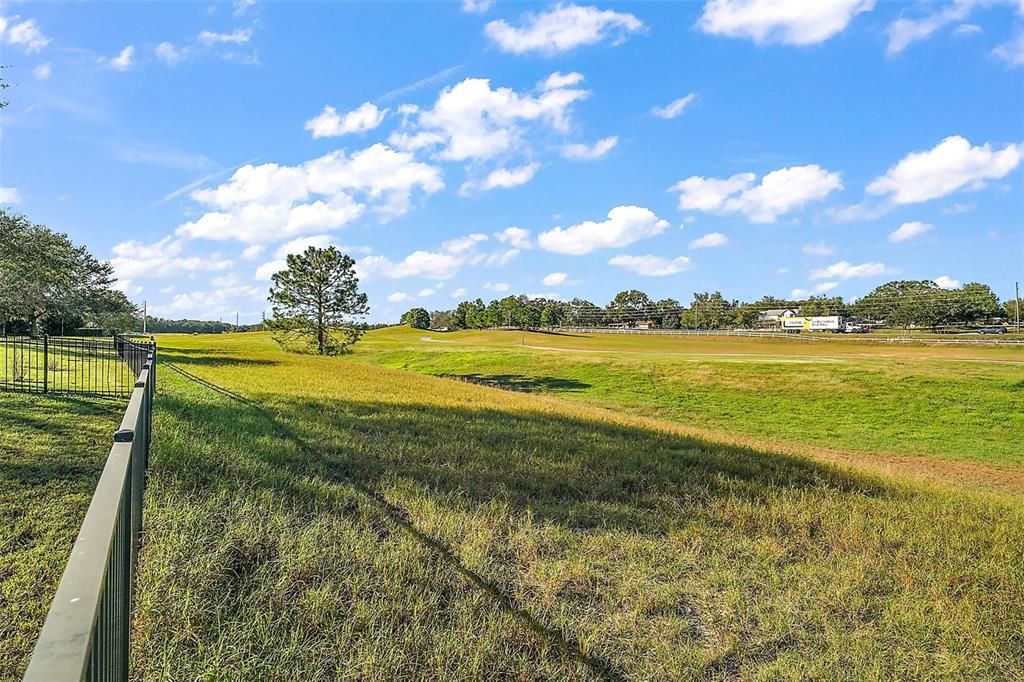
353,327 -> 1024,468
1,340 -> 138,395
128,331 -> 1023,679
0,391 -> 125,679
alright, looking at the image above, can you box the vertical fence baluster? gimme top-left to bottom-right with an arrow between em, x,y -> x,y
19,334 -> 156,682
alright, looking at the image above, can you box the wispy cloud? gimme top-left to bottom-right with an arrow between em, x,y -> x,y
378,64 -> 464,102
154,157 -> 258,207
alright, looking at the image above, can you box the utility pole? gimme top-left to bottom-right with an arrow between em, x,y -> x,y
236,312 -> 239,328
1016,281 -> 1020,333
142,301 -> 147,334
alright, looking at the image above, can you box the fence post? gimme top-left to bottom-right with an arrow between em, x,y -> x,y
42,335 -> 48,394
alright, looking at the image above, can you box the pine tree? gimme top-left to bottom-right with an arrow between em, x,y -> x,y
268,246 -> 368,355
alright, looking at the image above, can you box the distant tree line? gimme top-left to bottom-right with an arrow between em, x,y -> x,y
143,317 -> 258,334
0,210 -> 138,336
403,280 -> 1013,332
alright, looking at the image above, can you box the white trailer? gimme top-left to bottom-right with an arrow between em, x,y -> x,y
807,316 -> 842,331
780,316 -> 843,332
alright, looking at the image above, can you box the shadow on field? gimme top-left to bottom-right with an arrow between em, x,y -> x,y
156,388 -> 886,537
157,348 -> 280,368
435,373 -> 591,393
151,369 -> 892,679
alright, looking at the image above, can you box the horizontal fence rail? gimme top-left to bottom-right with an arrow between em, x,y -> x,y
1,335 -> 154,397
553,326 -> 826,341
22,338 -> 155,682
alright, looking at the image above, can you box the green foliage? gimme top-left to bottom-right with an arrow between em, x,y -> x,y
605,289 -> 653,324
144,316 -> 240,334
267,246 -> 368,355
430,309 -> 454,330
853,280 -> 1001,329
732,303 -> 761,329
0,210 -> 138,334
422,281 -> 1008,332
401,307 -> 431,329
1004,297 -> 1023,324
800,295 -> 847,317
681,291 -> 735,329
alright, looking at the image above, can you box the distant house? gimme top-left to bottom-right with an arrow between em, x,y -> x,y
757,308 -> 800,328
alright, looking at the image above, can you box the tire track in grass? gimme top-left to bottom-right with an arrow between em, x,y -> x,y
163,362 -> 627,682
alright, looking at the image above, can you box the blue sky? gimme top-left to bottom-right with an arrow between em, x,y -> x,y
2,0 -> 1022,323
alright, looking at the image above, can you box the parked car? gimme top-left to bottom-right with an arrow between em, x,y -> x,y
978,326 -> 1007,334
844,323 -> 869,333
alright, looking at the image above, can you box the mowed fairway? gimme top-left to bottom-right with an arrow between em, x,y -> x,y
132,331 -> 1023,680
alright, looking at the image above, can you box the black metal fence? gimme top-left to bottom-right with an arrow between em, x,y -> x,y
1,335 -> 154,397
22,338 -> 155,682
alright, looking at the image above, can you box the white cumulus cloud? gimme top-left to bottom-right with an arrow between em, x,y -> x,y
391,74 -> 589,162
484,3 -> 645,56
0,187 -> 21,204
560,135 -> 618,160
460,163 -> 539,195
934,275 -> 961,289
110,237 -> 233,280
305,103 -> 387,138
542,272 -> 568,286
688,231 -> 728,249
538,205 -> 669,255
98,45 -> 135,71
697,0 -> 874,46
494,226 -> 533,249
888,221 -> 933,243
866,136 -> 1023,205
810,260 -> 889,280
33,62 -> 51,79
442,233 -> 489,255
0,15 -> 51,53
608,254 -> 692,276
358,251 -> 463,280
670,164 -> 842,223
177,143 -> 443,243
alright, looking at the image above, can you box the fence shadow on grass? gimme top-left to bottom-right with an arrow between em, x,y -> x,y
157,389 -> 888,537
157,348 -> 281,368
149,367 -> 902,679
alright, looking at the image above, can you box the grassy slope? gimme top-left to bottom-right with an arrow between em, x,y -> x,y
0,392 -> 124,679
135,332 -> 1023,680
354,327 -> 1024,468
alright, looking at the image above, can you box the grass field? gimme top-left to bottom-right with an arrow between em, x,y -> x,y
356,327 -> 1024,473
127,330 -> 1023,679
0,391 -> 125,679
